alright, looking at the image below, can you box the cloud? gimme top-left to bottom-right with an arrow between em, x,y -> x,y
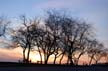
0,37 -> 15,48
33,0 -> 108,47
34,0 -> 87,9
0,47 -> 22,62
76,10 -> 108,48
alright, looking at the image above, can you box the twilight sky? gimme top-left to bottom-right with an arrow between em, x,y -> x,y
0,0 -> 107,47
0,0 -> 108,62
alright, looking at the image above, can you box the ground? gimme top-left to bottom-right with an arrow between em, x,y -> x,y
0,62 -> 108,71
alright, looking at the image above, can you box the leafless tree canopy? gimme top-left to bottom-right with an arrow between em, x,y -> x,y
0,16 -> 10,37
8,10 -> 107,65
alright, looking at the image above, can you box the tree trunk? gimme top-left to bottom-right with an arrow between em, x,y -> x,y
45,58 -> 48,64
67,57 -> 69,65
95,60 -> 98,64
69,56 -> 74,65
53,55 -> 57,64
23,48 -> 26,63
77,52 -> 83,65
89,57 -> 93,65
38,47 -> 42,64
27,44 -> 31,63
44,55 -> 49,64
89,55 -> 94,65
59,53 -> 64,64
68,51 -> 74,65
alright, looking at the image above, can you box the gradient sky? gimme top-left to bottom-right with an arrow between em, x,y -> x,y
0,0 -> 108,46
0,0 -> 108,62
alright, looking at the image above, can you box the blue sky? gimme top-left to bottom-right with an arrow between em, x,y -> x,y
0,0 -> 108,47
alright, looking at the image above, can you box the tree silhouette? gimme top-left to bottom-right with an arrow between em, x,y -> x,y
0,16 -> 10,37
86,39 -> 104,65
11,15 -> 39,63
45,11 -> 64,64
9,10 -> 106,65
32,27 -> 46,64
42,10 -> 102,65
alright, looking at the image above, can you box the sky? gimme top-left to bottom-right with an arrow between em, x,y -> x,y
0,0 -> 108,62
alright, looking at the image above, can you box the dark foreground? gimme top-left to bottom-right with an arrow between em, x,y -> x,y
1,66 -> 108,71
0,62 -> 108,71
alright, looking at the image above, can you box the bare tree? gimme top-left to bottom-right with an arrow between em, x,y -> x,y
93,43 -> 104,64
44,10 -> 95,65
11,15 -> 39,63
0,16 -> 10,36
9,10 -> 106,65
60,17 -> 93,65
72,23 -> 93,65
45,11 -> 64,64
30,24 -> 55,64
86,39 -> 104,65
32,27 -> 46,64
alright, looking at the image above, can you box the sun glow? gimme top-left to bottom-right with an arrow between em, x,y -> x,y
29,52 -> 41,63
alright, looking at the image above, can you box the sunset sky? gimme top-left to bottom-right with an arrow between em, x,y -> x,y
0,0 -> 108,62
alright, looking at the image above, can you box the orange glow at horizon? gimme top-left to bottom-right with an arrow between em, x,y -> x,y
0,47 -> 107,65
